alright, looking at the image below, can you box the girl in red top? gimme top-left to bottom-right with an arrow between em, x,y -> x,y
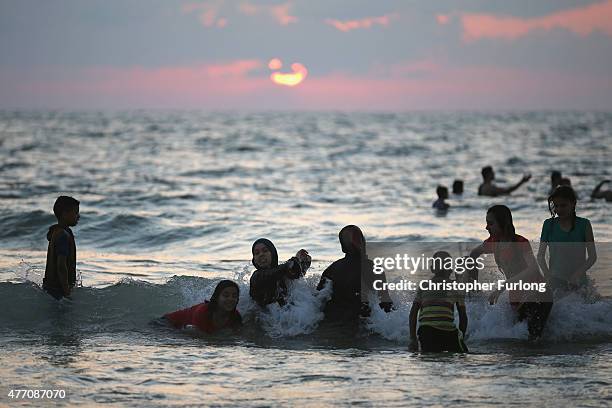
164,280 -> 242,334
470,205 -> 552,339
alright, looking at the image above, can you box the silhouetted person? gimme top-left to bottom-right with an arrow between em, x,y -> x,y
433,185 -> 450,211
478,166 -> 531,197
249,238 -> 311,307
591,180 -> 612,202
43,196 -> 80,300
452,179 -> 464,195
317,225 -> 392,322
549,171 -> 562,195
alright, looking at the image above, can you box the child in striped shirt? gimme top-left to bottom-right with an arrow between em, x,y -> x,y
409,251 -> 468,352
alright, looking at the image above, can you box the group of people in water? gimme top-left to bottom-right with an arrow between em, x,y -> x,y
433,167 -> 612,210
42,166 -> 605,352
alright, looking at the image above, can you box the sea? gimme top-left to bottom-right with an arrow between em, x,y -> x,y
1,111 -> 611,406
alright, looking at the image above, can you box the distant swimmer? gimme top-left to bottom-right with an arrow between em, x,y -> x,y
43,196 -> 80,300
478,165 -> 531,197
317,225 -> 393,321
452,179 -> 464,195
549,170 -> 562,195
409,251 -> 468,353
591,180 -> 612,202
469,205 -> 552,340
432,185 -> 450,211
163,280 -> 241,334
249,238 -> 311,307
537,186 -> 597,294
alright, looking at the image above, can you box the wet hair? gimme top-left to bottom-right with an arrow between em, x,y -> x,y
481,166 -> 493,180
208,280 -> 241,324
560,177 -> 572,186
452,179 -> 463,195
53,196 -> 80,220
251,238 -> 278,269
436,185 -> 448,199
487,205 -> 516,239
548,185 -> 577,230
551,171 -> 562,184
339,225 -> 366,256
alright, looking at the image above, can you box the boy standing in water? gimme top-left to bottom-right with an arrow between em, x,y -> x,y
43,196 -> 80,300
409,251 -> 468,352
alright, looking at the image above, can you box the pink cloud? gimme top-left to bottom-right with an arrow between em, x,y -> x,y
237,1 -> 297,25
325,13 -> 399,32
436,14 -> 450,25
183,1 -> 227,28
460,0 -> 612,42
270,3 -> 297,25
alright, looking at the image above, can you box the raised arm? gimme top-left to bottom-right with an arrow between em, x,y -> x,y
591,180 -> 610,199
251,263 -> 290,286
499,174 -> 531,195
464,243 -> 489,282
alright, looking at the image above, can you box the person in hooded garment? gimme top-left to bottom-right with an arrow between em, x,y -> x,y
249,238 -> 311,307
317,225 -> 393,321
43,196 -> 80,300
163,280 -> 242,334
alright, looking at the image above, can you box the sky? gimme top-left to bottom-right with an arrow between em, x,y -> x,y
1,0 -> 612,110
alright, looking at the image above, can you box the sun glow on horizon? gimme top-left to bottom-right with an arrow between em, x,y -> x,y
268,59 -> 308,87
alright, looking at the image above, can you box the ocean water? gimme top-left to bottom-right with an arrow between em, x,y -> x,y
1,111 -> 611,406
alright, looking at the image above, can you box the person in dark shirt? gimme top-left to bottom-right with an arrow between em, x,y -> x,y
317,225 -> 393,322
249,238 -> 311,307
43,196 -> 80,300
164,280 -> 242,334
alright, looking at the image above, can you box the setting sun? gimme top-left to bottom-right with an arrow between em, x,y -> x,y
270,61 -> 308,87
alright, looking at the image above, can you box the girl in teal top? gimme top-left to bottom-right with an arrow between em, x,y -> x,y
537,186 -> 597,293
